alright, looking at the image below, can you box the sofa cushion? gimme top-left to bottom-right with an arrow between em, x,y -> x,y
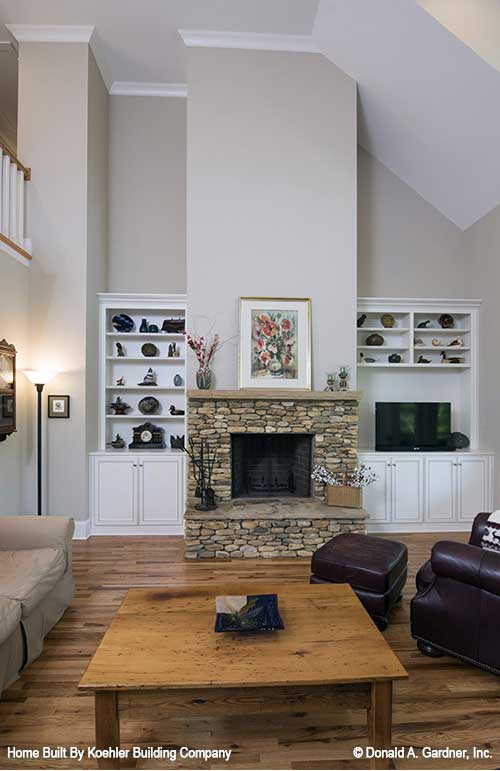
311,533 -> 408,594
0,548 -> 66,617
0,598 -> 21,646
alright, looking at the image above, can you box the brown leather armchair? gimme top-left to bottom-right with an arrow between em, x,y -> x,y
411,513 -> 500,675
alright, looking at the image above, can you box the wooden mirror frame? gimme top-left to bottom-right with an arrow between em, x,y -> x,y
0,339 -> 16,442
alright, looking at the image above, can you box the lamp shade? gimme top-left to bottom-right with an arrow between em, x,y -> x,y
24,369 -> 56,386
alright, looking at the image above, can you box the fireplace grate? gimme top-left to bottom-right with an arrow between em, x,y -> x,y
231,434 -> 312,498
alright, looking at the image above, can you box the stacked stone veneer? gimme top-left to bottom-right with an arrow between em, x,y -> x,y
185,500 -> 366,560
185,392 -> 364,559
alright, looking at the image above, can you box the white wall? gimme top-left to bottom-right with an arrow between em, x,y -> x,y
464,205 -> 500,505
358,147 -> 466,297
0,255 -> 29,515
187,48 -> 357,389
108,95 -> 186,294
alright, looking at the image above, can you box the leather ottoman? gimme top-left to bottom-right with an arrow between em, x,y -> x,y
310,533 -> 408,630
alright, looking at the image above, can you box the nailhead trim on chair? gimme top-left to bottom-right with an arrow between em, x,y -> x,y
415,635 -> 500,677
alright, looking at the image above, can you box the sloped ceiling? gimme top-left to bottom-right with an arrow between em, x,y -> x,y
314,0 -> 500,230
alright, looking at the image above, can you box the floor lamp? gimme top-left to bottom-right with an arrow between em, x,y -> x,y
24,370 -> 55,516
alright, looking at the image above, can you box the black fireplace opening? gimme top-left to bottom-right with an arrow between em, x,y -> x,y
231,433 -> 313,498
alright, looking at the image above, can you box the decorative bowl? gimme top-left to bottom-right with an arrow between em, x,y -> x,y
215,594 -> 284,633
141,343 -> 159,357
138,396 -> 160,415
112,314 -> 134,333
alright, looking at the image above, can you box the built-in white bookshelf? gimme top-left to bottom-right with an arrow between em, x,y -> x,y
97,293 -> 187,452
356,298 -> 481,450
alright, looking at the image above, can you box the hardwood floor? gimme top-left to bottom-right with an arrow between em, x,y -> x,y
1,531 -> 499,770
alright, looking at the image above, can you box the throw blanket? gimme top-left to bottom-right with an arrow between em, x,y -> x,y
481,511 -> 500,552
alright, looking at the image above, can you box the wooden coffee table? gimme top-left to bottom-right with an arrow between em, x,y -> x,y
80,583 -> 407,769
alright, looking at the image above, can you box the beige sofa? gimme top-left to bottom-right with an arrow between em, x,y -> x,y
0,516 -> 74,697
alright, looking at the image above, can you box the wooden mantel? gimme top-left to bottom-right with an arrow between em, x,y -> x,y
187,389 -> 362,401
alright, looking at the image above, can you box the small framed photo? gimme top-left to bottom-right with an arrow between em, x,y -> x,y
48,395 -> 70,419
239,297 -> 312,390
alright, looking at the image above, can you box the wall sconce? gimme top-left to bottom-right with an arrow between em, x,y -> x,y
24,370 -> 57,516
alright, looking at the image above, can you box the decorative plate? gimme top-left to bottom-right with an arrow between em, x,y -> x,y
112,314 -> 134,333
141,343 -> 159,357
214,594 -> 284,633
138,396 -> 160,415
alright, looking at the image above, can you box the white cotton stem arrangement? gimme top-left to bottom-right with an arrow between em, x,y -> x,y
311,464 -> 376,489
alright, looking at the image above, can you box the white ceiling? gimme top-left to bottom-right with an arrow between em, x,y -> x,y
314,0 -> 500,229
2,0 -> 500,229
0,0 -> 319,86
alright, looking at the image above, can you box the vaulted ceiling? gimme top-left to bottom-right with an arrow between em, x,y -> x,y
1,0 -> 500,229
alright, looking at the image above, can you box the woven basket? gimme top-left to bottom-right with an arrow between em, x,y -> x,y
326,485 -> 362,509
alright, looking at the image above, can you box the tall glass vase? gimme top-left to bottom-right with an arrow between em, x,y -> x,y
196,367 -> 212,390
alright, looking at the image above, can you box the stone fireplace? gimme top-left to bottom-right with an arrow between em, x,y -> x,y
185,389 -> 366,559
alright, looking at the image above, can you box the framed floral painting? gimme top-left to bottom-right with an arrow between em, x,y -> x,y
239,297 -> 311,390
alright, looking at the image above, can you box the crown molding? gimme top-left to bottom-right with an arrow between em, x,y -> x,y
109,81 -> 187,98
178,29 -> 319,53
6,24 -> 95,44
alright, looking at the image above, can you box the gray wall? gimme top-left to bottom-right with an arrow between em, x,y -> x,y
86,51 -> 109,459
358,147 -> 466,297
464,205 -> 500,505
18,41 -> 108,520
108,95 -> 186,293
187,48 -> 357,389
0,256 -> 29,515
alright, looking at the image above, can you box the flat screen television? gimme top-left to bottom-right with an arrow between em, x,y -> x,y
375,402 -> 451,452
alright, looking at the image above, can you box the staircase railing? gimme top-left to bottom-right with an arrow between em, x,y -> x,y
0,141 -> 31,261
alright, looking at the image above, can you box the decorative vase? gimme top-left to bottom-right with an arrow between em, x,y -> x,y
196,367 -> 212,390
139,318 -> 149,333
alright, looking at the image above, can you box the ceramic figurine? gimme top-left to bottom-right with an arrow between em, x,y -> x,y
109,396 -> 131,415
116,342 -> 125,357
359,352 -> 376,363
112,313 -> 134,332
170,434 -> 185,449
448,337 -> 463,347
357,313 -> 367,328
417,355 -> 431,364
432,338 -> 442,347
338,366 -> 349,390
111,434 -> 126,449
366,333 -> 384,346
414,338 -> 424,346
173,373 -> 183,387
438,313 -> 454,329
441,351 -> 464,364
417,320 -> 431,328
116,376 -> 125,386
388,353 -> 402,364
168,342 -> 177,358
148,324 -> 159,333
137,368 -> 157,386
380,313 -> 395,328
169,404 -> 185,416
140,318 -> 149,333
324,373 -> 337,391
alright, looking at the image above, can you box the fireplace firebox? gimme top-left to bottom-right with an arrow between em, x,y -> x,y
231,434 -> 313,498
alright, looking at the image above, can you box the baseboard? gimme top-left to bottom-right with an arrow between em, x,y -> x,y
368,522 -> 472,534
73,518 -> 91,540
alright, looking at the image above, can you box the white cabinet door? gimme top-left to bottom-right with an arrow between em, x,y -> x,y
139,456 -> 184,525
359,457 -> 391,523
392,457 -> 423,523
94,456 -> 137,525
425,457 -> 455,522
457,456 -> 489,522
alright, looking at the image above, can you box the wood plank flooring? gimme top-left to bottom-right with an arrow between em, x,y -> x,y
1,531 -> 499,770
